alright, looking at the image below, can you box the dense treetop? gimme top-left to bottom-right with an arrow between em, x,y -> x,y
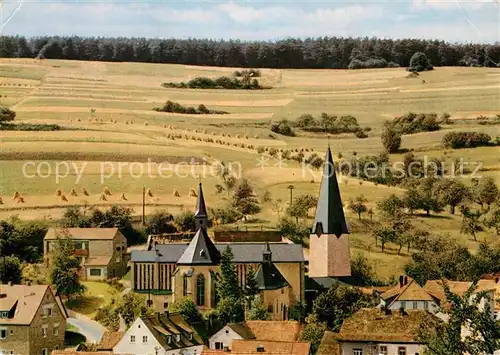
1,35 -> 498,68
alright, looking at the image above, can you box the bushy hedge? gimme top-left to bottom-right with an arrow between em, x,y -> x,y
0,123 -> 61,131
387,112 -> 441,134
442,131 -> 492,149
0,107 -> 16,122
162,76 -> 263,90
234,69 -> 261,77
348,58 -> 399,69
271,120 -> 295,136
154,100 -> 228,115
293,113 -> 370,138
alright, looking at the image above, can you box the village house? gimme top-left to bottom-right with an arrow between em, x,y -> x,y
208,320 -> 303,350
379,276 -> 440,313
44,227 -> 128,280
97,331 -> 124,352
112,312 -> 204,355
0,284 -> 67,355
318,308 -> 441,355
131,147 -> 353,320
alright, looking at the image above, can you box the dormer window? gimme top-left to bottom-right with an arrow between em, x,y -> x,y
200,249 -> 206,257
166,335 -> 171,344
188,332 -> 193,340
175,334 -> 180,342
0,311 -> 9,318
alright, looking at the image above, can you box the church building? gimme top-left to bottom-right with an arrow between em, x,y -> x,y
130,147 -> 352,319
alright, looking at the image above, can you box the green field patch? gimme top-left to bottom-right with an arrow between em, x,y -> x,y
0,66 -> 47,80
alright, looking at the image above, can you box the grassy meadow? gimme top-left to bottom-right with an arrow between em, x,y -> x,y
0,58 -> 499,280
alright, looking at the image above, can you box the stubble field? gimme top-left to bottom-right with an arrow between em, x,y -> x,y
0,58 -> 499,279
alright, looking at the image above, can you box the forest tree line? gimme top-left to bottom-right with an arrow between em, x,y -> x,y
0,35 -> 499,68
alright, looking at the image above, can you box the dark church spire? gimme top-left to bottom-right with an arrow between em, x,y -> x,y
312,146 -> 349,238
176,227 -> 221,265
195,183 -> 208,230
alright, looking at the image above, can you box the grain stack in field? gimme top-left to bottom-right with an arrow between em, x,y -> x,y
147,189 -> 153,197
70,188 -> 78,196
189,188 -> 197,197
120,193 -> 127,201
60,194 -> 68,202
103,187 -> 111,196
55,189 -> 62,196
12,191 -> 20,200
82,187 -> 89,196
99,193 -> 107,201
0,197 -> 3,204
173,189 -> 180,197
17,196 -> 25,203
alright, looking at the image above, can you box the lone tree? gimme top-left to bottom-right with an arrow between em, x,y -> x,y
0,256 -> 22,284
434,179 -> 471,215
286,194 -> 318,223
348,195 -> 368,220
0,107 -> 16,123
232,179 -> 261,218
50,235 -> 86,300
408,52 -> 434,72
381,125 -> 402,153
216,246 -> 244,323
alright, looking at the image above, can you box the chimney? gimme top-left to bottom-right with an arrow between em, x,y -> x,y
399,275 -> 404,288
404,276 -> 408,285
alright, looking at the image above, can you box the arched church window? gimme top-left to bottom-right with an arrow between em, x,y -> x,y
196,274 -> 205,306
183,275 -> 188,297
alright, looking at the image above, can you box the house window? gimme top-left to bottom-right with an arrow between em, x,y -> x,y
163,302 -> 169,310
43,306 -> 53,317
424,301 -> 429,310
379,345 -> 388,355
398,347 -> 407,355
1,312 -> 8,318
215,342 -> 223,350
42,325 -> 48,337
183,275 -> 189,296
130,335 -> 136,343
42,349 -> 48,355
353,349 -> 363,355
0,329 -> 6,339
166,336 -> 171,344
175,334 -> 180,342
90,268 -> 102,276
53,323 -> 60,336
400,301 -> 406,309
196,274 -> 205,306
188,332 -> 193,340
267,304 -> 273,313
116,256 -> 121,263
142,336 -> 148,343
413,301 -> 418,309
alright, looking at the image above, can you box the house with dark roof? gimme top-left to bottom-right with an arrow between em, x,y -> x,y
112,312 -> 203,355
131,147 -> 354,320
208,320 -> 303,350
325,308 -> 441,355
44,227 -> 128,280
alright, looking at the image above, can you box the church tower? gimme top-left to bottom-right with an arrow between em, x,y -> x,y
194,183 -> 208,231
309,147 -> 351,278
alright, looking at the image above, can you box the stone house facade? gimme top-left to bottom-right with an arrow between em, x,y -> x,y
0,284 -> 67,355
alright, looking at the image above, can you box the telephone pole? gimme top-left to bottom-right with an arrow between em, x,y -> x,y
142,186 -> 146,225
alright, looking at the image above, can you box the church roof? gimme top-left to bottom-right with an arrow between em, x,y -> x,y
312,147 -> 349,237
195,183 -> 208,218
255,262 -> 289,290
132,243 -> 305,264
176,227 -> 221,265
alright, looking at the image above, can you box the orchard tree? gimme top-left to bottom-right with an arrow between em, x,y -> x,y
434,179 -> 471,214
349,195 -> 368,220
286,194 -> 318,223
232,179 -> 261,218
146,210 -> 176,235
460,206 -> 483,242
381,125 -> 401,153
472,177 -> 499,212
485,208 -> 500,235
377,194 -> 405,218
